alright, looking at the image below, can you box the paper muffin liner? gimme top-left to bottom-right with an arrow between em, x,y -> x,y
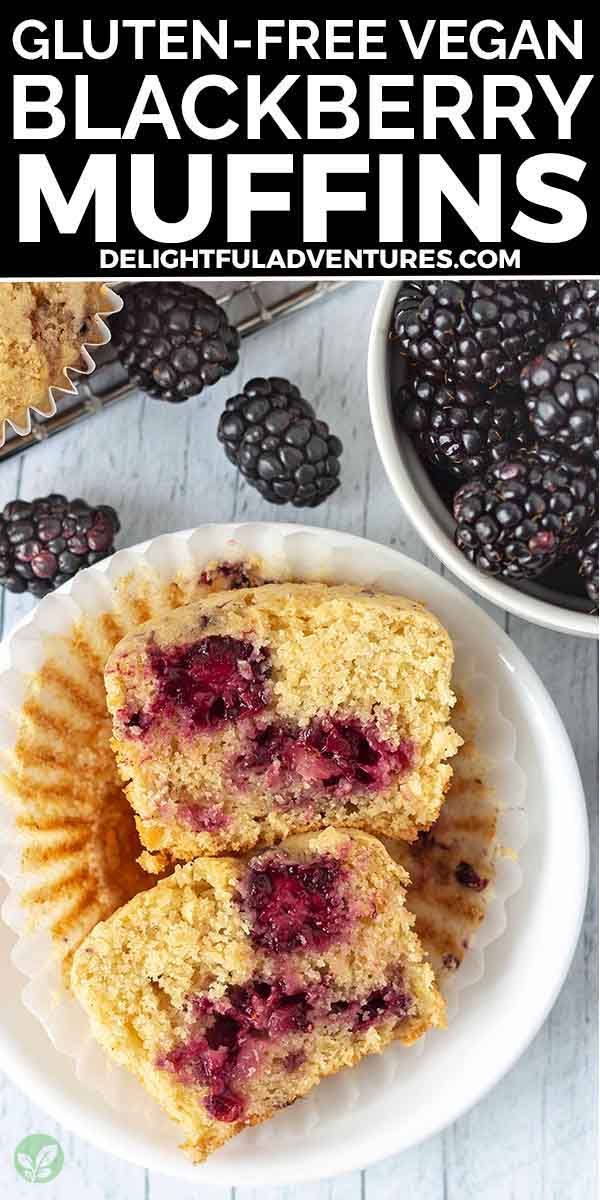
0,283 -> 123,447
0,524 -> 526,1147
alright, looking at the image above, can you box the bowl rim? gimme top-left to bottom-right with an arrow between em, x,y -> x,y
0,522 -> 590,1184
367,279 -> 599,639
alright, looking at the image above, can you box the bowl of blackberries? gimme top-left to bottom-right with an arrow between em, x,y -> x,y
368,279 -> 599,637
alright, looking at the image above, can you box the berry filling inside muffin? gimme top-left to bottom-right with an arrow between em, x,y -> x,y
240,852 -> 349,953
173,802 -> 231,832
106,583 -> 460,859
158,968 -> 414,1124
233,717 -> 414,799
120,635 -> 271,735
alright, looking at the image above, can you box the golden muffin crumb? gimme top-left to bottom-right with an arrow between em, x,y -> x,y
105,582 -> 461,861
0,282 -> 109,423
72,827 -> 445,1163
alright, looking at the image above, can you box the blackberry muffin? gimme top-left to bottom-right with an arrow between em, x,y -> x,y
0,282 -> 110,426
105,582 -> 461,862
71,828 -> 445,1162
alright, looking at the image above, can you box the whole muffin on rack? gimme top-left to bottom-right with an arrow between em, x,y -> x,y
0,282 -> 112,430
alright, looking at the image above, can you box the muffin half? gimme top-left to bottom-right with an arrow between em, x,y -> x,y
105,582 -> 461,861
71,828 -> 445,1162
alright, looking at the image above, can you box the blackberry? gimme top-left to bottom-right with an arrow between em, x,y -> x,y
520,331 -> 598,458
392,280 -> 546,387
541,280 -> 598,337
578,523 -> 599,607
217,378 -> 342,507
112,283 -> 240,402
395,374 -> 530,479
0,495 -> 119,598
455,861 -> 488,891
453,445 -> 597,580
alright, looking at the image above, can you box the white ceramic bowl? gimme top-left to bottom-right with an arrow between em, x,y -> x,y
368,281 -> 599,638
0,523 -> 588,1185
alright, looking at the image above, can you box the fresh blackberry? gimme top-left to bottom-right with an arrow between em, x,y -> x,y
395,374 -> 530,479
0,496 -> 119,598
112,283 -> 240,402
217,378 -> 342,507
453,445 -> 597,580
541,280 -> 598,337
391,280 -> 546,387
578,523 -> 599,607
520,331 -> 598,458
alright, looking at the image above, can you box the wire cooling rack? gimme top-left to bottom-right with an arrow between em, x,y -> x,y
0,280 -> 350,463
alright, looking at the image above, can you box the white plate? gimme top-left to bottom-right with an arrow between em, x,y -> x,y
0,524 -> 588,1186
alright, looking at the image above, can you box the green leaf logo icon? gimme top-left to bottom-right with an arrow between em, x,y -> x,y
14,1134 -> 64,1184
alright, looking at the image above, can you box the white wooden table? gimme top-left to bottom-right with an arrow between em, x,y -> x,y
0,282 -> 597,1200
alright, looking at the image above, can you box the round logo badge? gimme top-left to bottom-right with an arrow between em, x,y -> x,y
14,1134 -> 64,1184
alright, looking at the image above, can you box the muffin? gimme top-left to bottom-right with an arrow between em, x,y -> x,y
105,582 -> 461,861
0,282 -> 111,427
71,827 -> 445,1162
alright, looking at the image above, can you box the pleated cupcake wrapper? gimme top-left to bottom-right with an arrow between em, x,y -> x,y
0,524 -> 526,1148
0,284 -> 123,448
